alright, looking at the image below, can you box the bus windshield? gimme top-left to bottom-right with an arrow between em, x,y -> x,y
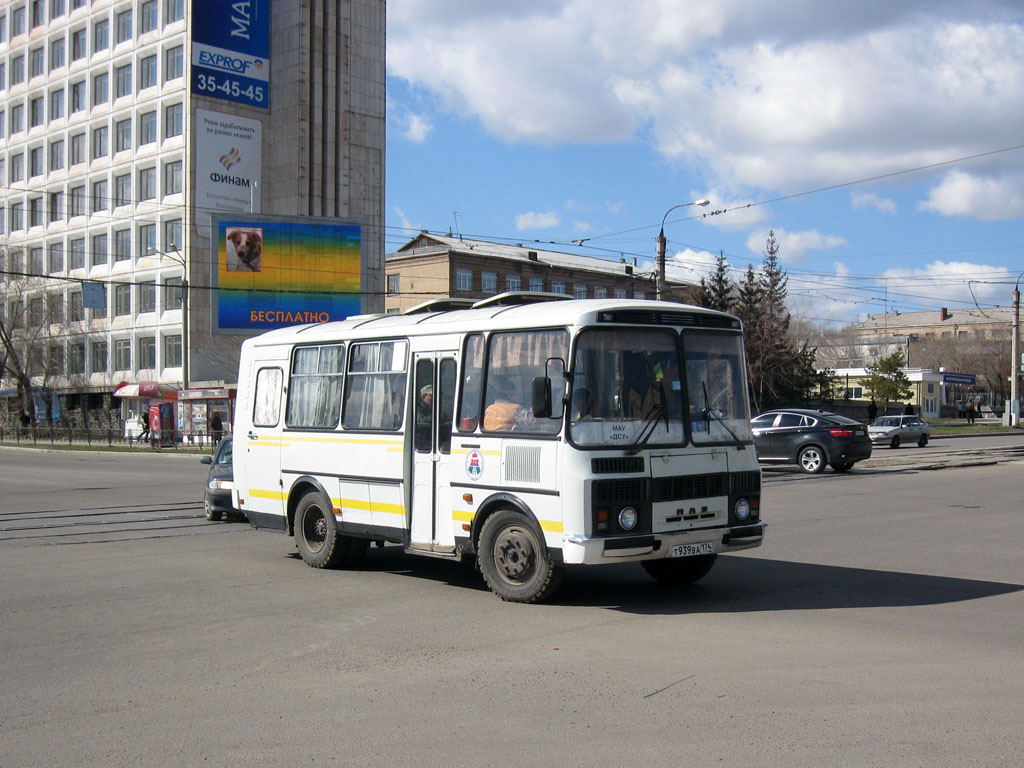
569,328 -> 751,448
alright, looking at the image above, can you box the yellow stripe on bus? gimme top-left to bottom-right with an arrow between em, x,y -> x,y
450,448 -> 501,456
249,488 -> 288,501
453,510 -> 475,523
333,498 -> 406,517
452,509 -> 562,533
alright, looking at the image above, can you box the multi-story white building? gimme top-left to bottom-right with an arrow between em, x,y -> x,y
0,0 -> 384,422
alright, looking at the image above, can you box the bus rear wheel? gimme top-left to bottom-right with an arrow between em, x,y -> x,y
478,509 -> 564,603
295,490 -> 367,569
642,554 -> 717,587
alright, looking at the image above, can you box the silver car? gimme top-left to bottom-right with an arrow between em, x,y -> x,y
867,415 -> 930,448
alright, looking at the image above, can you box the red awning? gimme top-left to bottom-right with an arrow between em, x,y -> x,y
113,382 -> 179,399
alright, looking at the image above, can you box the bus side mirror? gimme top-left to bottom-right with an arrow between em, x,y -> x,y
531,377 -> 552,418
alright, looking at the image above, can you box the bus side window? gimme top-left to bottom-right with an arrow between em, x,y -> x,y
253,367 -> 283,427
343,340 -> 407,431
439,357 -> 457,453
458,334 -> 484,432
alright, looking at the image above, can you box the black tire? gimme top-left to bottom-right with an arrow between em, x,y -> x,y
642,554 -> 717,586
918,434 -> 928,447
890,435 -> 901,449
205,501 -> 222,522
478,509 -> 564,603
798,445 -> 826,474
831,461 -> 854,472
295,490 -> 368,569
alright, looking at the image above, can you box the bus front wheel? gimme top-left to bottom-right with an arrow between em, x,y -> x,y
642,554 -> 717,587
295,490 -> 367,569
478,509 -> 564,603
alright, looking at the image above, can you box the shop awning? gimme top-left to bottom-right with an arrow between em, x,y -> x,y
113,382 -> 179,399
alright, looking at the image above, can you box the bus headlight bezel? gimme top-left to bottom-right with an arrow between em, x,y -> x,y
734,498 -> 750,522
618,506 -> 639,531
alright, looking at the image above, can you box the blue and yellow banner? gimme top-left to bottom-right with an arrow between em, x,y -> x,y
214,218 -> 362,332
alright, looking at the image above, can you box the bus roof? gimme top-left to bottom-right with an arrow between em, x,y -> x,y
245,294 -> 742,347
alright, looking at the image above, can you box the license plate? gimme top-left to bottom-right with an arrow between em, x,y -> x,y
668,541 -> 714,558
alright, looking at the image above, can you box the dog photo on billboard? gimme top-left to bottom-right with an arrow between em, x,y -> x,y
226,228 -> 263,272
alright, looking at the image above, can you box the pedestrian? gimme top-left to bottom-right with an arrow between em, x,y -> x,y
966,401 -> 975,425
904,402 -> 914,415
867,399 -> 878,422
957,400 -> 966,420
139,411 -> 150,441
210,412 -> 224,445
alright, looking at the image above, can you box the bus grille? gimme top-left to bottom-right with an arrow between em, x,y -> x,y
505,445 -> 542,484
594,472 -> 747,504
651,473 -> 727,502
729,470 -> 761,495
591,457 -> 644,474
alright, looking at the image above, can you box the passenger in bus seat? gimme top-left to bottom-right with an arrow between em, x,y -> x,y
483,375 -> 520,431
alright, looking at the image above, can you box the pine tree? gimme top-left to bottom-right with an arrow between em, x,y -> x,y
864,350 -> 913,410
693,250 -> 734,313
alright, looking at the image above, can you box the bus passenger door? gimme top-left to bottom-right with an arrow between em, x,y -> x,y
410,352 -> 457,551
239,362 -> 286,525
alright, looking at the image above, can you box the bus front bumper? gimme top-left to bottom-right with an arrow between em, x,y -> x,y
561,521 -> 766,565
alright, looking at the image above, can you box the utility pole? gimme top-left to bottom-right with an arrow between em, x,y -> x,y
656,198 -> 710,301
1011,275 -> 1021,427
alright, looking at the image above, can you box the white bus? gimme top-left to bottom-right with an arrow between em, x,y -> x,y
232,293 -> 765,602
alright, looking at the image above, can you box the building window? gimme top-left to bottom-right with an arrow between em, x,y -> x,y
594,286 -> 608,299
47,292 -> 64,323
164,334 -> 182,367
455,269 -> 473,292
30,196 -> 43,226
163,160 -> 182,195
93,19 -> 108,52
71,28 -> 86,60
69,291 -> 84,321
164,45 -> 183,80
633,290 -> 646,300
70,80 -> 85,112
163,219 -> 182,250
30,96 -> 44,127
69,133 -> 85,166
574,283 -> 587,299
115,63 -> 131,98
49,139 -> 64,171
164,103 -> 182,137
137,167 -> 155,200
49,88 -> 64,120
10,203 -> 24,231
138,336 -> 156,369
140,1 -> 157,34
164,277 -> 183,310
49,37 -> 65,70
69,238 -> 85,269
139,54 -> 156,89
614,288 -> 627,299
48,191 -> 63,222
29,296 -> 44,326
48,242 -> 63,273
138,281 -> 156,313
114,174 -> 131,206
30,46 -> 44,77
29,247 -> 44,273
551,281 -> 567,295
30,146 -> 44,176
92,180 -> 109,214
10,153 -> 24,182
52,0 -> 66,18
386,274 -> 399,295
12,7 -> 25,36
114,283 -> 131,315
114,338 -> 131,370
115,118 -> 131,151
11,103 -> 24,133
92,72 -> 108,105
91,233 -> 108,266
506,275 -> 521,292
165,0 -> 185,23
113,228 -> 131,261
69,342 -> 86,374
139,111 -> 156,144
31,0 -> 44,27
11,55 -> 25,85
529,277 -> 544,292
91,126 -> 108,159
138,223 -> 156,256
481,272 -> 497,294
91,341 -> 108,373
116,9 -> 132,43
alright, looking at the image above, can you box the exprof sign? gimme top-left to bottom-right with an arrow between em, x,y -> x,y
195,109 -> 262,216
191,0 -> 270,109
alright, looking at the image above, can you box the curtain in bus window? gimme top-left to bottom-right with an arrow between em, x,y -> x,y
484,329 -> 567,434
343,341 -> 407,430
286,344 -> 344,429
253,367 -> 283,427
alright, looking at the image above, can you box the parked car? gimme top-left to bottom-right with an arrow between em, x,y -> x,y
751,408 -> 873,474
868,415 -> 930,448
199,437 -> 238,521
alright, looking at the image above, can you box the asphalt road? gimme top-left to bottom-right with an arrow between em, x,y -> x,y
0,440 -> 1022,767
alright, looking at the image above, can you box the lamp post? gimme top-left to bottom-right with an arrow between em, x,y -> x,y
656,198 -> 710,301
160,249 -> 188,391
1011,272 -> 1022,427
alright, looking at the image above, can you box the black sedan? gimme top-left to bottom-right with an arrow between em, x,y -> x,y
751,408 -> 872,474
199,437 -> 238,521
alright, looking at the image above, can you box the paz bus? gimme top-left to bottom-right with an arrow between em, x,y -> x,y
232,293 -> 765,602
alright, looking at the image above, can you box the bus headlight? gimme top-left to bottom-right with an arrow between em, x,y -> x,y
734,498 -> 750,522
618,506 -> 638,531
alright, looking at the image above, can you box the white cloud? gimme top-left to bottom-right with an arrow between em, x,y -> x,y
852,192 -> 898,214
389,2 -> 1024,217
917,170 -> 1024,220
404,113 -> 432,143
515,211 -> 561,230
666,248 -> 723,284
745,228 -> 848,262
878,260 -> 1014,307
392,205 -> 413,231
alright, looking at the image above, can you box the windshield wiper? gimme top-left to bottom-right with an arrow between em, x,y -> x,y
626,402 -> 666,456
701,380 -> 746,449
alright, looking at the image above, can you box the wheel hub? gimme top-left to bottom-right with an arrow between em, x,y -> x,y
494,527 -> 535,582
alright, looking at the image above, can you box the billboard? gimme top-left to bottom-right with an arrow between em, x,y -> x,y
212,216 -> 363,333
195,109 -> 262,216
191,0 -> 271,109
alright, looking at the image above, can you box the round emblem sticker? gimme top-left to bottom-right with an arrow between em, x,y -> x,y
465,449 -> 484,481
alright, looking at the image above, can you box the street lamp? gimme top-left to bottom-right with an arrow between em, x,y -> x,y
656,198 -> 710,301
159,249 -> 188,391
1011,272 -> 1022,427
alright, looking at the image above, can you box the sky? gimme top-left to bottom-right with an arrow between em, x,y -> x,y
384,1 -> 1024,328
